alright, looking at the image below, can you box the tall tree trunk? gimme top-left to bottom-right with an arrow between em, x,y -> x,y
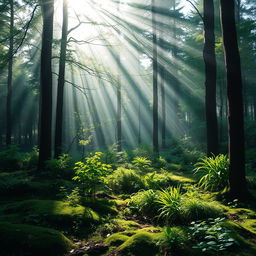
152,0 -> 159,156
116,0 -> 122,152
54,0 -> 68,158
38,0 -> 54,169
6,0 -> 14,146
203,0 -> 219,156
220,0 -> 248,198
160,66 -> 166,148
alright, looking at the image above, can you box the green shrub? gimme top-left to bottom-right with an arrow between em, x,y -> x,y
45,154 -> 73,179
129,190 -> 160,220
157,186 -> 182,223
73,152 -> 112,195
132,157 -> 152,171
193,154 -> 229,191
104,167 -> 145,194
0,146 -> 22,171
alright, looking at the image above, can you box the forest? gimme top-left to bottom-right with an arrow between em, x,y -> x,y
0,0 -> 256,255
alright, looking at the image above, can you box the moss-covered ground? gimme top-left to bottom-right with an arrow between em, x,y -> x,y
0,160 -> 256,256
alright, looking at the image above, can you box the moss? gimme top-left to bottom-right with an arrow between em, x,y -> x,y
0,221 -> 74,256
113,219 -> 141,230
80,197 -> 118,216
118,231 -> 161,256
168,173 -> 195,185
105,233 -> 129,246
2,200 -> 99,231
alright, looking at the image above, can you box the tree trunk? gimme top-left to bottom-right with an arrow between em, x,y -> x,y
54,0 -> 68,158
152,0 -> 159,156
38,0 -> 54,169
220,0 -> 248,198
6,0 -> 14,146
203,0 -> 219,156
116,0 -> 122,152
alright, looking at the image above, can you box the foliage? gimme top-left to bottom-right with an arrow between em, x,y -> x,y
132,156 -> 152,171
58,186 -> 81,207
101,144 -> 129,165
193,154 -> 229,191
158,226 -> 186,252
45,154 -> 73,179
157,186 -> 182,223
73,152 -> 112,195
128,190 -> 160,220
189,218 -> 238,253
104,167 -> 145,194
0,146 -> 23,171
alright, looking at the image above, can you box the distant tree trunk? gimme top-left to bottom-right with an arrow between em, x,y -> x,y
38,0 -> 54,169
54,0 -> 68,158
203,0 -> 219,156
152,0 -> 159,156
116,0 -> 122,152
6,0 -> 14,146
220,0 -> 248,198
160,66 -> 166,148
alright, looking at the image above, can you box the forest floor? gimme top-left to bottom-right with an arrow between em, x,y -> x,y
0,152 -> 256,256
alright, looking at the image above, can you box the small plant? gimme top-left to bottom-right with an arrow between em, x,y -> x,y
73,152 -> 112,195
157,186 -> 182,223
45,154 -> 73,178
193,154 -> 229,191
158,226 -> 186,252
59,186 -> 81,207
132,157 -> 152,171
189,217 -> 238,253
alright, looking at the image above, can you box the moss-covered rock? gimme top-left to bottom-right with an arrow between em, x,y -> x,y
105,233 -> 129,246
0,222 -> 74,256
1,200 -> 99,232
118,231 -> 161,256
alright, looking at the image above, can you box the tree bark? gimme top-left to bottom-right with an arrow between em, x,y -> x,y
54,0 -> 68,158
203,0 -> 219,156
152,0 -> 159,156
38,0 -> 54,169
220,0 -> 248,198
6,0 -> 14,146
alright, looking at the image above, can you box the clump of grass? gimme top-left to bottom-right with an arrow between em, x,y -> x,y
193,154 -> 229,191
104,167 -> 145,194
128,189 -> 160,220
157,186 -> 182,223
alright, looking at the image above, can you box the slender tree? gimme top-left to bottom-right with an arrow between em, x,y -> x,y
203,0 -> 219,156
6,0 -> 14,145
220,0 -> 248,197
152,0 -> 159,156
54,0 -> 68,158
116,0 -> 122,152
38,0 -> 54,169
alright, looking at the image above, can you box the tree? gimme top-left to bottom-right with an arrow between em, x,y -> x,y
152,0 -> 159,156
54,0 -> 68,158
38,0 -> 54,169
116,0 -> 122,152
203,0 -> 219,156
6,0 -> 14,145
220,0 -> 248,197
